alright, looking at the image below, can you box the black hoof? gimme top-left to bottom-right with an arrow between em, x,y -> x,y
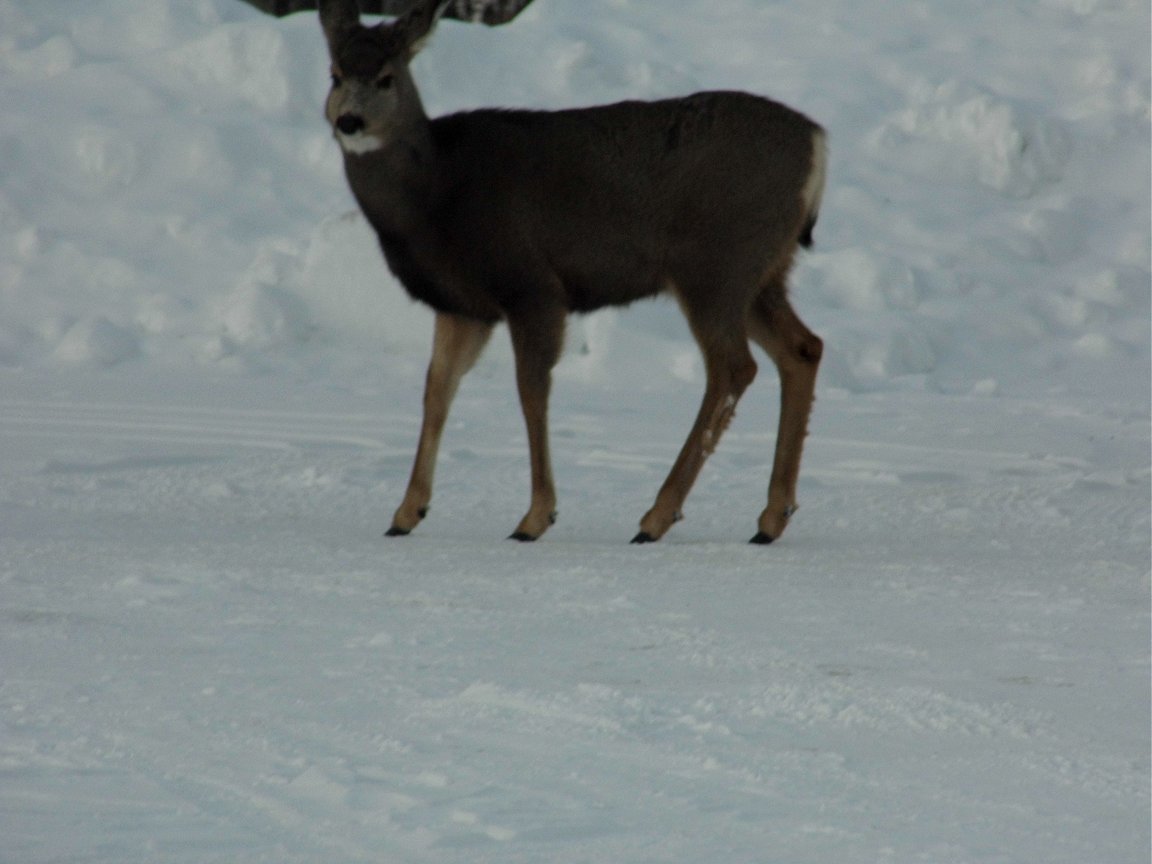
508,531 -> 538,542
385,525 -> 411,537
631,531 -> 657,544
748,531 -> 775,545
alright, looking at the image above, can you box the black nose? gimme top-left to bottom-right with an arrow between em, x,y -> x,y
336,113 -> 365,135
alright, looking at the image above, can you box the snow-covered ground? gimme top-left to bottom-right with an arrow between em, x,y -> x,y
1,0 -> 1149,861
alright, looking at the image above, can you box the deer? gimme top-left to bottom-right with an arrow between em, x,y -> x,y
318,0 -> 827,544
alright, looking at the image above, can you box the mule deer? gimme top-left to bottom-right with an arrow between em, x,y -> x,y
319,0 -> 826,543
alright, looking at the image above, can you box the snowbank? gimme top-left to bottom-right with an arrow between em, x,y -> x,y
0,0 -> 1147,399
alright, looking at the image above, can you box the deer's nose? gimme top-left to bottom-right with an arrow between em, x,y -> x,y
336,113 -> 366,135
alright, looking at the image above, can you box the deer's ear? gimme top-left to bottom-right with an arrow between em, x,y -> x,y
319,0 -> 360,54
394,0 -> 453,59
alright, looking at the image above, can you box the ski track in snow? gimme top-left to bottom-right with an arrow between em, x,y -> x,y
0,0 -> 1149,860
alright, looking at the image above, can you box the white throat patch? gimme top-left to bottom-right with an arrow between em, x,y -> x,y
337,132 -> 383,155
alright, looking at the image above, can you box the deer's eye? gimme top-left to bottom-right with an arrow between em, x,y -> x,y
376,74 -> 394,91
330,72 -> 343,88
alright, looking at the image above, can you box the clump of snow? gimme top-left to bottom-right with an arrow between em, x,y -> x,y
871,79 -> 1071,198
164,24 -> 294,114
0,1 -> 1148,862
52,315 -> 141,368
297,212 -> 433,355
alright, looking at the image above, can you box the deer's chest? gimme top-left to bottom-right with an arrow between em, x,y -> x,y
375,229 -> 502,324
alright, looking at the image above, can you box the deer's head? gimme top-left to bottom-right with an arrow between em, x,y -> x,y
319,0 -> 450,154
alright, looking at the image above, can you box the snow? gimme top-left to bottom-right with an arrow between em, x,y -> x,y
0,0 -> 1149,861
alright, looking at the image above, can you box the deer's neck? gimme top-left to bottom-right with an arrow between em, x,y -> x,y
343,117 -> 439,237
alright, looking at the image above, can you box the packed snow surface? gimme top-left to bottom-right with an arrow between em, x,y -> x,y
1,0 -> 1149,861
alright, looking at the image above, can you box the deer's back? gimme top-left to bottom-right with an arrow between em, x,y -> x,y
409,91 -> 821,317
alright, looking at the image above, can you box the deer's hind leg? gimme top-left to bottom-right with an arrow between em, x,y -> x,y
388,312 -> 494,537
746,275 -> 823,544
634,290 -> 759,543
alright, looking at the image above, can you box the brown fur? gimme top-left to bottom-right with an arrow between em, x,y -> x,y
319,0 -> 827,542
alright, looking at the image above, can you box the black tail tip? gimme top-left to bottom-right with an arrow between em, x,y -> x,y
799,214 -> 818,249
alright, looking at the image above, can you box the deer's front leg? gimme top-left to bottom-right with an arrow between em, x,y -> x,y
387,312 -> 493,537
506,307 -> 565,541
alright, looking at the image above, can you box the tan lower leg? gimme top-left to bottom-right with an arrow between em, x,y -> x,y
635,350 -> 757,542
749,302 -> 822,542
388,314 -> 492,535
